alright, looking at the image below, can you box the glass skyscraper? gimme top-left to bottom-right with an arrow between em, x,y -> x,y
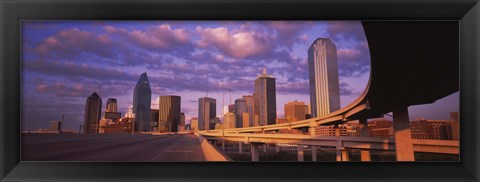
158,95 -> 181,132
308,38 -> 341,117
133,72 -> 152,132
254,68 -> 277,126
106,98 -> 118,112
234,98 -> 247,128
84,92 -> 102,133
198,97 -> 216,131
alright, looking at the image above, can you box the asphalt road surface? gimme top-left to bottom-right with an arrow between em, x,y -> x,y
21,133 -> 206,162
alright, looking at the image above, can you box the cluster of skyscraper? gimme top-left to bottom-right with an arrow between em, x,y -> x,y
83,73 -> 184,133
84,37 -> 341,133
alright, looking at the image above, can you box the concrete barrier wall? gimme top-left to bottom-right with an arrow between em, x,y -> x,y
195,133 -> 232,161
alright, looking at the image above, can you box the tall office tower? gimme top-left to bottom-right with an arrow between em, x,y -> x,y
284,100 -> 308,121
158,95 -> 181,132
234,98 -> 247,128
254,68 -> 277,126
198,97 -> 216,130
133,72 -> 152,132
106,98 -> 118,112
308,38 -> 341,117
104,98 -> 121,123
84,92 -> 102,133
224,112 -> 236,129
242,95 -> 254,127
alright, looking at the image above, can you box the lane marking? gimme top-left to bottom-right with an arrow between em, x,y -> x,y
167,150 -> 193,153
149,136 -> 185,162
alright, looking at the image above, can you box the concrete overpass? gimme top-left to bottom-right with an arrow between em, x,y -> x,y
199,21 -> 459,161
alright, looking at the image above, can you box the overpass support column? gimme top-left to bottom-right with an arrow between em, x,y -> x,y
393,107 -> 415,161
263,144 -> 267,153
276,144 -> 280,153
335,124 -> 343,161
297,145 -> 304,161
239,142 -> 243,153
311,146 -> 317,161
359,118 -> 371,161
251,143 -> 259,161
336,149 -> 342,161
221,141 -> 225,151
341,149 -> 349,161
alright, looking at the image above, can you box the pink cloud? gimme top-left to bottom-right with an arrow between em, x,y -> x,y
35,28 -> 113,58
127,24 -> 190,49
338,49 -> 362,60
104,25 -> 127,34
196,26 -> 275,59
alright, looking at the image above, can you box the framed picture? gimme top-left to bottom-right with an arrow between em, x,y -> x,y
1,0 -> 479,181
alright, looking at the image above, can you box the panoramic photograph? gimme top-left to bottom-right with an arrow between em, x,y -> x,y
20,21 -> 459,162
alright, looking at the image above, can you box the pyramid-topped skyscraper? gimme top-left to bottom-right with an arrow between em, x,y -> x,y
133,72 -> 152,132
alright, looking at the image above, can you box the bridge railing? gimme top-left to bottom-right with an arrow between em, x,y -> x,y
199,132 -> 459,155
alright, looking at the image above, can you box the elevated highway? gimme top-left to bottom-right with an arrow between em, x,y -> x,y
200,21 -> 459,161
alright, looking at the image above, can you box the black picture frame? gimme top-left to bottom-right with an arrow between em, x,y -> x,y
1,0 -> 479,181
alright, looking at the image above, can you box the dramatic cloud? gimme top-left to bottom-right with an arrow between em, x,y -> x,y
266,21 -> 312,48
21,21 -> 381,131
327,21 -> 366,42
126,24 -> 191,50
196,26 -> 275,59
36,28 -> 115,59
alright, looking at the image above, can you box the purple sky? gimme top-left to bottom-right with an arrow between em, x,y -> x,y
21,21 -> 459,132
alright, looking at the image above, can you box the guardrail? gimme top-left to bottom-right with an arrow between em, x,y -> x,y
199,132 -> 459,155
194,132 -> 232,161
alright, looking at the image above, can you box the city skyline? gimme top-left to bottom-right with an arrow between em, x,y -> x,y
21,21 -> 459,132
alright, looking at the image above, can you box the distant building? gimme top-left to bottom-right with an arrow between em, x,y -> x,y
254,68 -> 277,126
178,112 -> 186,132
159,95 -> 181,132
212,117 -> 221,130
98,118 -> 110,133
410,119 -> 458,140
84,92 -> 102,133
242,113 -> 250,128
133,72 -> 152,132
228,104 -> 235,113
308,38 -> 341,117
224,112 -> 236,129
50,121 -> 62,132
315,125 -> 348,136
242,95 -> 254,127
106,98 -> 118,112
190,117 -> 199,131
198,97 -> 216,130
284,100 -> 308,121
104,111 -> 121,123
234,98 -> 247,128
180,112 -> 185,126
151,109 -> 159,131
367,119 -> 394,138
102,117 -> 132,134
